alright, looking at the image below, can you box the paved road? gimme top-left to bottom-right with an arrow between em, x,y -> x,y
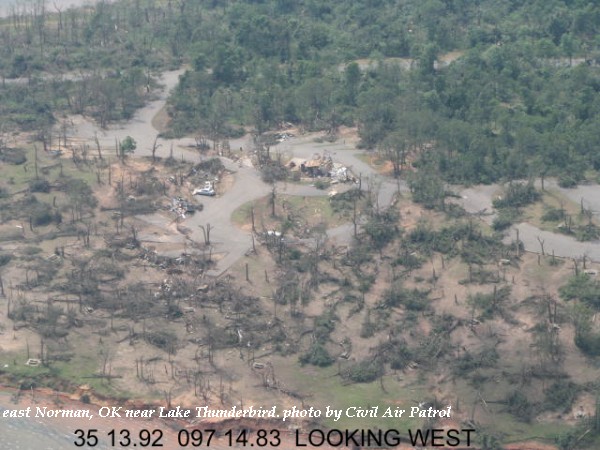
458,182 -> 600,262
545,179 -> 600,219
507,223 -> 600,261
284,135 -> 403,208
515,180 -> 600,261
67,70 -> 402,276
189,161 -> 270,276
68,68 -> 600,272
71,69 -> 194,157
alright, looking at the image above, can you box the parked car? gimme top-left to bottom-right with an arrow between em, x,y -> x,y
193,187 -> 216,196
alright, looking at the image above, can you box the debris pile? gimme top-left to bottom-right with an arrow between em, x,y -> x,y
287,153 -> 353,182
171,196 -> 197,218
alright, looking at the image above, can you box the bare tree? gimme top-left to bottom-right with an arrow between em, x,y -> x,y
151,136 -> 161,163
53,1 -> 63,38
536,236 -> 545,256
270,184 -> 276,217
94,133 -> 103,160
198,223 -> 212,246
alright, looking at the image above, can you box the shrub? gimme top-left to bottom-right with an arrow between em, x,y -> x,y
363,210 -> 400,250
299,343 -> 334,367
196,158 -> 225,175
0,147 -> 27,165
393,251 -> 423,270
19,379 -> 37,390
22,246 -> 42,256
313,312 -> 336,342
543,381 -> 580,413
287,248 -> 302,260
343,360 -> 383,383
576,223 -> 600,242
408,169 -> 445,209
468,286 -> 511,320
360,311 -> 376,338
261,163 -> 288,183
560,274 -> 600,309
314,179 -> 329,190
145,330 -> 178,353
558,175 -> 578,188
453,348 -> 499,376
0,253 -> 12,266
541,207 -> 565,222
343,242 -> 373,266
445,203 -> 467,218
63,178 -> 98,209
575,331 -> 600,356
119,136 -> 137,156
330,188 -> 362,214
29,178 -> 51,193
493,182 -> 540,209
381,284 -> 430,311
31,203 -> 61,226
407,221 -> 505,260
135,175 -> 164,196
492,208 -> 519,231
357,273 -> 375,293
389,343 -> 413,370
505,390 -> 535,422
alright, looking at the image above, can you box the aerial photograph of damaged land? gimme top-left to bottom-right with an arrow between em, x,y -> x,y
3,0 -> 600,449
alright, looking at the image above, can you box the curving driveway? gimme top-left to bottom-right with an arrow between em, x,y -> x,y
68,68 -> 600,274
67,70 -> 402,276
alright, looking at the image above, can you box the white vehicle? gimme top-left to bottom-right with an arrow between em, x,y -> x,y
193,187 -> 216,196
193,181 -> 216,197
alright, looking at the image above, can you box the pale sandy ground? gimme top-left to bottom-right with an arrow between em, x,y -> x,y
0,32 -> 576,450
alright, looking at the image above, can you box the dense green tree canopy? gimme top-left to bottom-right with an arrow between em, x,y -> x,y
1,0 -> 600,183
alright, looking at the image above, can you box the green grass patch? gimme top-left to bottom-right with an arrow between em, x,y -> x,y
485,412 -> 572,442
0,350 -> 131,401
231,201 -> 255,228
277,362 -> 426,430
0,144 -> 99,195
355,152 -> 389,174
231,194 -> 349,231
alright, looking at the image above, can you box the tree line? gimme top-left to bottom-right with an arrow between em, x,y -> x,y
1,0 -> 599,184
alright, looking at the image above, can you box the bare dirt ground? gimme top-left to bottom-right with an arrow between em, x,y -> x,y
1,66 -> 591,450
